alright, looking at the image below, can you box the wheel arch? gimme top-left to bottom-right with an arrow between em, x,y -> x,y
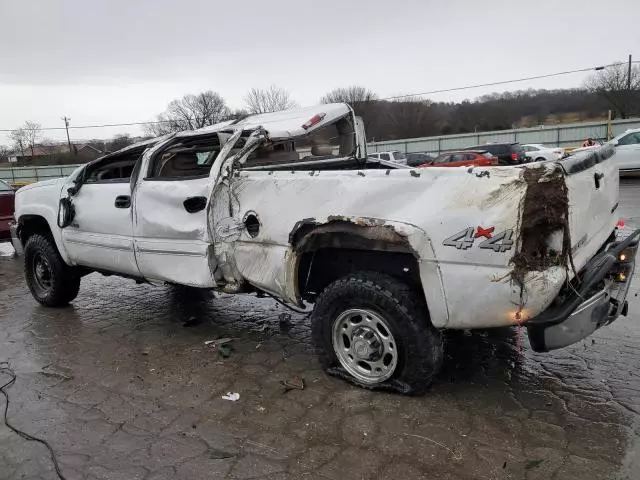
16,211 -> 70,264
289,217 -> 450,327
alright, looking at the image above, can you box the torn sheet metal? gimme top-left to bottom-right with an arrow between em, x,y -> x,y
208,152 -> 617,330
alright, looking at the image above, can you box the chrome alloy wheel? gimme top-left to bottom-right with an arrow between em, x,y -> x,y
331,308 -> 398,384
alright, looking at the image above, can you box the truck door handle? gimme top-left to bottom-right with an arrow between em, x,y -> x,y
594,172 -> 604,189
114,195 -> 131,208
183,196 -> 207,213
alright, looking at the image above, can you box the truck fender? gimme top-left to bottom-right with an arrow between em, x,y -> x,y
16,203 -> 71,264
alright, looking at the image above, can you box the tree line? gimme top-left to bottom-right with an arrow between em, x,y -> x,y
2,61 -> 639,163
144,61 -> 640,141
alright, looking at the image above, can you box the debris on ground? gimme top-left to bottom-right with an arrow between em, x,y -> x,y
204,338 -> 233,348
221,392 -> 240,401
141,347 -> 151,356
252,324 -> 269,333
218,344 -> 232,358
38,370 -> 73,381
183,316 -> 201,328
281,375 -> 304,392
525,459 -> 544,470
38,364 -> 74,381
278,313 -> 292,332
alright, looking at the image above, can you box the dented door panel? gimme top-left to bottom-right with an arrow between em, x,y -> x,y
134,177 -> 216,287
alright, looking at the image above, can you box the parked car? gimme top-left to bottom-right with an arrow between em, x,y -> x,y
522,144 -> 564,162
10,104 -> 638,395
463,142 -> 526,165
0,179 -> 15,241
425,150 -> 498,168
369,150 -> 407,165
609,129 -> 640,174
406,152 -> 435,167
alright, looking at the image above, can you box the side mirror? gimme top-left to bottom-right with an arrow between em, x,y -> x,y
57,198 -> 75,228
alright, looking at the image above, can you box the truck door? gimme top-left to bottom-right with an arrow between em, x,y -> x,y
132,135 -> 221,287
61,154 -> 139,276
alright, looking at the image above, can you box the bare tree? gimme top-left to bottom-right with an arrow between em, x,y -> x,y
244,86 -> 296,114
320,86 -> 379,133
23,121 -> 42,156
0,144 -> 11,162
585,62 -> 640,119
320,86 -> 378,108
145,91 -> 231,136
106,134 -> 135,152
9,128 -> 27,156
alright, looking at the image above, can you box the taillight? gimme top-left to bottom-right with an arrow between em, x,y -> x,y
302,113 -> 326,130
511,153 -> 518,161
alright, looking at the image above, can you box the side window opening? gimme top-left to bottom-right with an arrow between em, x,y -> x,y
83,148 -> 145,184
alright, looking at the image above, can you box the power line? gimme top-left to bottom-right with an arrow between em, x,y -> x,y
379,62 -> 639,101
0,118 -> 176,132
1,61 -> 638,133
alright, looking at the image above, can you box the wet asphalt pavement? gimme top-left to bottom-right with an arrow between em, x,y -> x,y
1,181 -> 640,480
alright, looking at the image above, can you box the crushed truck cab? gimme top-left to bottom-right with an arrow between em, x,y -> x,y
11,103 -> 638,394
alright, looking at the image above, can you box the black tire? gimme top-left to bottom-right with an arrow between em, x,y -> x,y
535,157 -> 546,163
311,271 -> 443,395
24,234 -> 80,307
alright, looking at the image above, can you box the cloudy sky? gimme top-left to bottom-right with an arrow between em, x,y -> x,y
0,0 -> 637,145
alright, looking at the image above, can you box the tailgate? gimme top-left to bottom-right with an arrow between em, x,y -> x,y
561,145 -> 619,272
512,145 -> 618,283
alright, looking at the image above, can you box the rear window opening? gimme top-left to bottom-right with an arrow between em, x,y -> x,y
147,132 -> 235,180
242,115 -> 357,169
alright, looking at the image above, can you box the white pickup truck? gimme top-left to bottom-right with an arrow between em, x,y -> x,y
10,104 -> 639,394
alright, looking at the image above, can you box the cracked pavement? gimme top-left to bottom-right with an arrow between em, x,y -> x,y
1,180 -> 640,479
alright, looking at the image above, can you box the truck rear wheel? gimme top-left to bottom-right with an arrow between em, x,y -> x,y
24,234 -> 80,307
311,271 -> 443,395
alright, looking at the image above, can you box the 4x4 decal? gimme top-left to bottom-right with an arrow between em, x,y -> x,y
443,226 -> 514,252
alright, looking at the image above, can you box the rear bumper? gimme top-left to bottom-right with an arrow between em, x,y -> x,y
527,228 -> 640,352
9,222 -> 23,255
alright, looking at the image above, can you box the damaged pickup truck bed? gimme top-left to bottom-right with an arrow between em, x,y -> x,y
10,103 -> 639,394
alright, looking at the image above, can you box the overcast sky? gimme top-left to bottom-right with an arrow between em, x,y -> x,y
0,0 -> 637,145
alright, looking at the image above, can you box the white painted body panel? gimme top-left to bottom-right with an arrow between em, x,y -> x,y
62,182 -> 139,276
13,179 -> 71,263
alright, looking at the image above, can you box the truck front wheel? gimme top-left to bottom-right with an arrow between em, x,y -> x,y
24,234 -> 80,307
311,272 -> 443,395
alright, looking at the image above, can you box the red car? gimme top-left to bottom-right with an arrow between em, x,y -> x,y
0,179 -> 15,241
421,150 -> 498,168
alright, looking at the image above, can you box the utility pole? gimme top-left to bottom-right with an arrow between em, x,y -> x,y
628,54 -> 632,91
62,116 -> 72,153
